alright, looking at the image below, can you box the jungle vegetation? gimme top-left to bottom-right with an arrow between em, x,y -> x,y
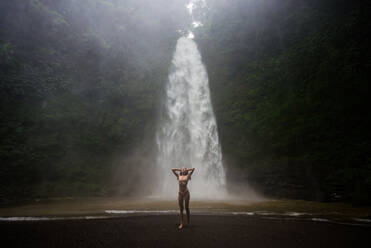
0,0 -> 370,204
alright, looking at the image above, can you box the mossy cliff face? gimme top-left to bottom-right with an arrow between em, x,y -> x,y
0,0 -> 370,204
197,0 -> 371,203
0,0 -> 188,199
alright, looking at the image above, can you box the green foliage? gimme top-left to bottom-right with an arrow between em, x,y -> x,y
0,0 -> 180,200
1,0 -> 370,204
199,0 -> 371,203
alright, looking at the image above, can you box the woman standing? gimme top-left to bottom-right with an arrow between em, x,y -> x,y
171,167 -> 195,229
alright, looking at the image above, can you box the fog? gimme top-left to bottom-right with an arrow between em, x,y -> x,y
0,0 -> 277,202
103,0 -> 263,201
2,0 -> 366,205
0,0 -> 293,202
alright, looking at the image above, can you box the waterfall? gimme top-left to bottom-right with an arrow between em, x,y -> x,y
155,37 -> 226,199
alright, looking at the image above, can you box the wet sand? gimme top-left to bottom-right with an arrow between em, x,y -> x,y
1,198 -> 370,247
1,214 -> 370,248
1,198 -> 370,218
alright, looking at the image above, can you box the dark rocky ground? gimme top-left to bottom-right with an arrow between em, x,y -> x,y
1,214 -> 370,248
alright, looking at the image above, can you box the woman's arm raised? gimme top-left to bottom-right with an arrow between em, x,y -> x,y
187,168 -> 195,179
171,168 -> 180,179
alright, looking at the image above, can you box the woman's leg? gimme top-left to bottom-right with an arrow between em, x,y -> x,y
185,191 -> 190,225
178,193 -> 184,229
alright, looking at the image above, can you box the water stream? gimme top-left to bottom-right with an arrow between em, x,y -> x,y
156,36 -> 226,199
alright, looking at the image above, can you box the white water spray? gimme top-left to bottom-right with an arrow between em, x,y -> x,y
155,35 -> 226,199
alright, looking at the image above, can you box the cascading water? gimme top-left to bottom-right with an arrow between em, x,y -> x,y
155,36 -> 226,199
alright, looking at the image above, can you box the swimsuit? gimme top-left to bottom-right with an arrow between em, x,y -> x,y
179,180 -> 187,186
178,189 -> 189,197
178,180 -> 189,196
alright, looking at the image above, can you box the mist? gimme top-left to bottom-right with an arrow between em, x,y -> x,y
2,1 -> 371,247
1,0 -> 370,206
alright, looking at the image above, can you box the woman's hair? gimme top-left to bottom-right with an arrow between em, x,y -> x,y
180,170 -> 188,176
180,168 -> 191,180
